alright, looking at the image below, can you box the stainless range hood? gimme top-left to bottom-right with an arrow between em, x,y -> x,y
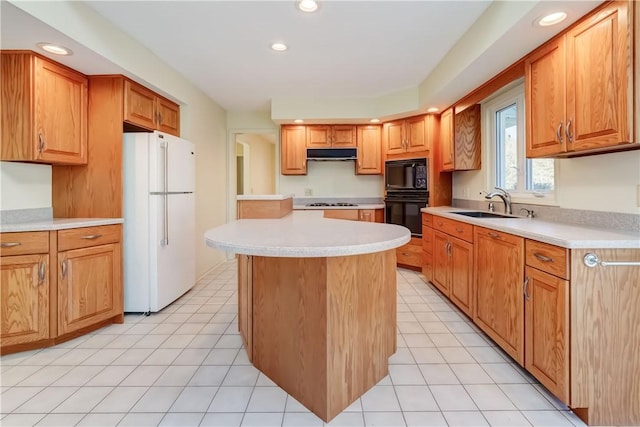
306,148 -> 357,161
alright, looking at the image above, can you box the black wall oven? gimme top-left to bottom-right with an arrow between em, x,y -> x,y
384,157 -> 429,237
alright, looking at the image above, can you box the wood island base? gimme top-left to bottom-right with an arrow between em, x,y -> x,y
238,250 -> 397,422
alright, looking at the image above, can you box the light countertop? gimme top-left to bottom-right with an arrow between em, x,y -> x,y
204,210 -> 410,257
1,218 -> 124,233
423,207 -> 640,249
236,194 -> 293,201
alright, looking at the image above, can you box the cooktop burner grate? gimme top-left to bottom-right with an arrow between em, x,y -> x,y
306,202 -> 359,207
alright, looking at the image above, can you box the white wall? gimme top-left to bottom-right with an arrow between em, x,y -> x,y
9,1 -> 228,277
0,162 -> 52,210
453,149 -> 640,215
280,162 -> 383,197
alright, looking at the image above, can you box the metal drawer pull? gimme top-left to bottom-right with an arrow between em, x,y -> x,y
401,252 -> 410,257
38,261 -> 46,284
533,252 -> 553,263
81,234 -> 103,240
523,276 -> 530,301
583,253 -> 640,268
455,227 -> 464,233
487,232 -> 500,239
1,242 -> 22,248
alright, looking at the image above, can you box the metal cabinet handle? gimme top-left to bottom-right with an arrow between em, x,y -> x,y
61,260 -> 67,279
158,112 -> 163,124
533,252 -> 553,263
38,133 -> 45,152
1,242 -> 21,248
81,234 -> 103,240
565,118 -> 573,143
446,241 -> 452,257
402,252 -> 410,256
487,232 -> 500,239
523,276 -> 530,301
455,227 -> 464,233
556,121 -> 563,143
38,260 -> 46,284
161,141 -> 169,246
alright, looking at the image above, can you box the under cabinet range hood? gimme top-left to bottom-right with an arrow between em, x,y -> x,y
306,148 -> 357,161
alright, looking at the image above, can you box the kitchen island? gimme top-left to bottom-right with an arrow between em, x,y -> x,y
204,211 -> 410,422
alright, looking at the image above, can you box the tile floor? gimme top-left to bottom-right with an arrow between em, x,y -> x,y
1,261 -> 587,427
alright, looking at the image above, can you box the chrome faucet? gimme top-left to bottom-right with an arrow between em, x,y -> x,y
484,187 -> 512,215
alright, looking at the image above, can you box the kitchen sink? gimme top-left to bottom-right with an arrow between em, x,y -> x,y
450,211 -> 520,219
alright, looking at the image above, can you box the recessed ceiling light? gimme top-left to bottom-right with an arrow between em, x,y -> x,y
271,42 -> 288,52
536,12 -> 567,27
294,119 -> 304,124
426,107 -> 440,113
298,0 -> 318,13
370,119 -> 380,123
36,42 -> 72,56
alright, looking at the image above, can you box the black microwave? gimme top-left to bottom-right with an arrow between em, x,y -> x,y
385,158 -> 428,191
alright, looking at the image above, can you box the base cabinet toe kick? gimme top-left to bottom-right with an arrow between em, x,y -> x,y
237,251 -> 397,422
422,212 -> 640,426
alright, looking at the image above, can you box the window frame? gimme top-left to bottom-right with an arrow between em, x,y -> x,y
482,81 -> 557,205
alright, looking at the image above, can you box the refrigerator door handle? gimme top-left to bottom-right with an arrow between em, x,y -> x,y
161,141 -> 169,246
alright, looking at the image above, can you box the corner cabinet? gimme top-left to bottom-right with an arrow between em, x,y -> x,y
526,1 -> 636,157
124,80 -> 180,136
1,51 -> 87,165
0,232 -> 50,348
440,105 -> 481,171
281,125 -> 307,175
356,125 -> 382,174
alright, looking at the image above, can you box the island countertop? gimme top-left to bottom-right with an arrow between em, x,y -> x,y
204,211 -> 410,257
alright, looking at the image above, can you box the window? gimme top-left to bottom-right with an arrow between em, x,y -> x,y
484,82 -> 555,201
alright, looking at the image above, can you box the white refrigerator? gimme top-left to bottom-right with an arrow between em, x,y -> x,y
123,131 -> 196,313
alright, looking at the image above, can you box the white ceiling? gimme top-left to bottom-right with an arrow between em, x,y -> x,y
2,1 -> 603,117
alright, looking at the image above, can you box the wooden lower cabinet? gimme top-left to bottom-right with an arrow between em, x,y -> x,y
524,266 -> 569,403
474,227 -> 525,365
432,231 -> 450,295
323,209 -> 383,222
0,254 -> 49,346
237,254 -> 252,361
396,237 -> 424,269
431,230 -> 473,316
58,243 -> 122,335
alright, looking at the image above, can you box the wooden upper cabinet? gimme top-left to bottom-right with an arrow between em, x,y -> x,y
440,108 -> 454,171
526,1 -> 634,157
1,51 -> 87,165
306,125 -> 356,148
281,125 -> 307,175
356,125 -> 382,174
124,80 -> 180,136
383,116 -> 428,156
454,105 -> 481,170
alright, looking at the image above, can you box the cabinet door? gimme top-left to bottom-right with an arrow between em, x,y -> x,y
454,105 -> 481,170
331,125 -> 357,147
306,125 -> 332,148
565,1 -> 631,151
0,254 -> 49,347
449,236 -> 473,317
58,243 -> 121,335
123,80 -> 156,131
34,57 -> 87,164
474,227 -> 524,365
440,109 -> 454,171
238,254 -> 253,361
525,37 -> 567,157
383,120 -> 406,155
525,266 -> 569,403
356,125 -> 382,174
358,209 -> 375,222
406,116 -> 427,152
432,231 -> 450,296
324,209 -> 359,221
281,125 -> 307,175
156,97 -> 180,136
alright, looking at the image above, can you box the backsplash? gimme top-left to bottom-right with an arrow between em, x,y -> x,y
0,208 -> 52,225
452,199 -> 640,232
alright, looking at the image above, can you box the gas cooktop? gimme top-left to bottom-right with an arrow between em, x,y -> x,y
306,202 -> 359,207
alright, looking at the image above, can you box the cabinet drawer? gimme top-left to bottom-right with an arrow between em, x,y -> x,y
432,216 -> 474,243
0,232 -> 49,256
58,224 -> 121,252
396,242 -> 424,268
422,226 -> 433,254
525,240 -> 569,280
422,213 -> 433,227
